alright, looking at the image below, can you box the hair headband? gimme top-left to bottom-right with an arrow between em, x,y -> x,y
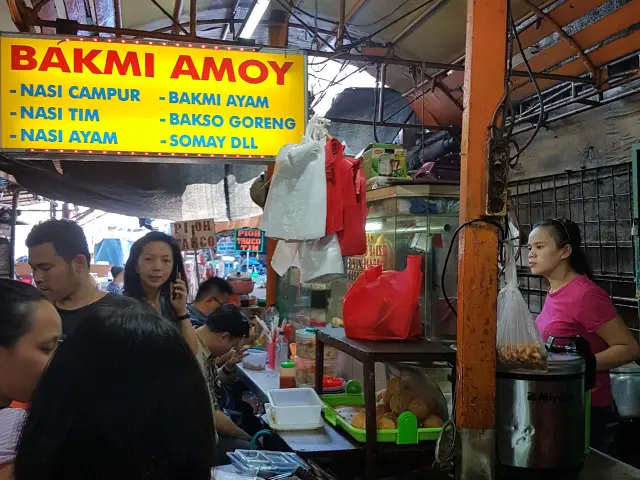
552,219 -> 571,244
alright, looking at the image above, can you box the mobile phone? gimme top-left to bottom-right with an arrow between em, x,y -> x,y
172,264 -> 179,299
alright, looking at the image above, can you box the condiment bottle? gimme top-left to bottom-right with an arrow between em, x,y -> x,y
279,361 -> 296,389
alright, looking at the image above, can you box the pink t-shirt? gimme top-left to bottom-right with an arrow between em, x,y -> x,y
536,275 -> 617,408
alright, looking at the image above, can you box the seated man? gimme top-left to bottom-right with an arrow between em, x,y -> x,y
194,304 -> 252,464
188,277 -> 233,328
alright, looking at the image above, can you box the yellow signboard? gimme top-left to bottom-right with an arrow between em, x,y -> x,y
0,34 -> 307,157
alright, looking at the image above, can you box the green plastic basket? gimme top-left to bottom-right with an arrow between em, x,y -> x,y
321,380 -> 442,444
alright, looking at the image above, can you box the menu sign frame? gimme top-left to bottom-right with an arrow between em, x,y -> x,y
0,33 -> 307,159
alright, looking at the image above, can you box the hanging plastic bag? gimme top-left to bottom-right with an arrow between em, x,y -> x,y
271,235 -> 344,284
343,256 -> 423,340
496,243 -> 547,370
260,116 -> 331,242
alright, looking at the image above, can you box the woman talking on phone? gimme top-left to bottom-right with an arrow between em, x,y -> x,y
527,218 -> 640,453
124,232 -> 197,354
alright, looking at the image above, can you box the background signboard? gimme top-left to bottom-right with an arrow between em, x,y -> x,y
234,228 -> 265,253
172,219 -> 216,251
0,34 -> 306,157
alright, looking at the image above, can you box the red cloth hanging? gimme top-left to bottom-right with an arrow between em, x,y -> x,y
338,156 -> 367,256
324,138 -> 367,256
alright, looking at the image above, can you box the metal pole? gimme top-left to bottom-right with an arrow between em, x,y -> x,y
190,0 -> 197,38
337,0 -> 346,49
172,0 -> 184,35
456,0 -> 507,478
194,249 -> 200,283
113,0 -> 122,37
9,188 -> 20,279
265,10 -> 288,308
377,63 -> 387,123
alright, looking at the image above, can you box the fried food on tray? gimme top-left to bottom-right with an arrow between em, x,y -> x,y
376,402 -> 391,416
408,397 -> 430,422
423,415 -> 445,428
377,413 -> 396,430
351,412 -> 366,429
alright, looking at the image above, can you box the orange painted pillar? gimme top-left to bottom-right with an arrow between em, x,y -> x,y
456,0 -> 508,478
265,12 -> 289,308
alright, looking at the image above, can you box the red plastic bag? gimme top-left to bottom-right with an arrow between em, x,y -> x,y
343,256 -> 423,340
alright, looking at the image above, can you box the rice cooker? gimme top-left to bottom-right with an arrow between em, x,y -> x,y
496,336 -> 595,479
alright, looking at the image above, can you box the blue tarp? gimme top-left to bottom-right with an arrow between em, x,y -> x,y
94,238 -> 132,266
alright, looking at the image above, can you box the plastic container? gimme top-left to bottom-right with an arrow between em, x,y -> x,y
279,361 -> 296,389
294,355 -> 340,387
227,450 -> 306,477
295,328 -> 339,360
321,381 -> 443,444
275,331 -> 289,365
266,388 -> 324,426
242,348 -> 267,371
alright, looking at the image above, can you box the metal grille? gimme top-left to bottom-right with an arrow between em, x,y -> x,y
509,163 -> 637,322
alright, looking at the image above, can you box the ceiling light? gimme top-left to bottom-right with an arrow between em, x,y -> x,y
239,0 -> 270,39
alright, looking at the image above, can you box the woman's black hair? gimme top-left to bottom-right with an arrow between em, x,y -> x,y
123,231 -> 188,301
0,279 -> 46,348
533,218 -> 594,279
15,302 -> 215,480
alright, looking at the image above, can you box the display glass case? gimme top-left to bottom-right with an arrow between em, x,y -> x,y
345,185 -> 460,342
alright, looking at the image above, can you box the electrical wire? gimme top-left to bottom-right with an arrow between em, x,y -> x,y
348,0 -> 413,28
507,4 -> 544,164
347,0 -> 437,51
441,219 -> 506,317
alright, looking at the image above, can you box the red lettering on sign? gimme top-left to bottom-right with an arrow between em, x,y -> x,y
10,45 -> 155,77
73,49 -> 102,74
268,61 -> 293,86
11,45 -> 37,70
202,57 -> 236,82
202,221 -> 212,232
104,51 -> 142,76
40,47 -> 70,73
238,60 -> 268,85
171,55 -> 200,80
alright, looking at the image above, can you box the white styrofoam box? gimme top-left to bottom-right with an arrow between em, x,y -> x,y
266,388 -> 323,426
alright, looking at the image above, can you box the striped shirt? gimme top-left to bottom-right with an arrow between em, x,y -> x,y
0,408 -> 26,464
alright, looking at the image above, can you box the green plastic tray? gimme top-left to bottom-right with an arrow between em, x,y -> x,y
321,380 -> 442,444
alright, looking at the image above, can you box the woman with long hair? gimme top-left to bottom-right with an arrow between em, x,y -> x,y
528,218 -> 640,453
124,231 -> 197,353
14,303 -> 215,480
0,279 -> 61,479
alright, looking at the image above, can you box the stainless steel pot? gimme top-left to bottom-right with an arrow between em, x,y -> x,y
496,353 -> 586,474
610,362 -> 640,419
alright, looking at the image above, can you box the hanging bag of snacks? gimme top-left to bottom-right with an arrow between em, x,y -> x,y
496,243 -> 547,370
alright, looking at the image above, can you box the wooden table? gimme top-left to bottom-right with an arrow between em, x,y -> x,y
314,328 -> 456,480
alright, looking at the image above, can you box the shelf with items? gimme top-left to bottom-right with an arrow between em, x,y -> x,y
313,327 -> 456,480
346,184 -> 461,343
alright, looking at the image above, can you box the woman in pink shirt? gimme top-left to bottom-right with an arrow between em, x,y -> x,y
528,218 -> 640,454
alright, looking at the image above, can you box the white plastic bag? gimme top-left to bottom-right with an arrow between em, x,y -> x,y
271,234 -> 344,284
496,243 -> 547,370
260,116 -> 329,241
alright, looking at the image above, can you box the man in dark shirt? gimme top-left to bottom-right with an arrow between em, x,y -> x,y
187,277 -> 234,328
26,219 -> 136,336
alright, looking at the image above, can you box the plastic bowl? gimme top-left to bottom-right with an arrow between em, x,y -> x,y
229,281 -> 255,295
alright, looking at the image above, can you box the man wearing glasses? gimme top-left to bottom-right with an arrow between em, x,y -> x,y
187,277 -> 233,328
